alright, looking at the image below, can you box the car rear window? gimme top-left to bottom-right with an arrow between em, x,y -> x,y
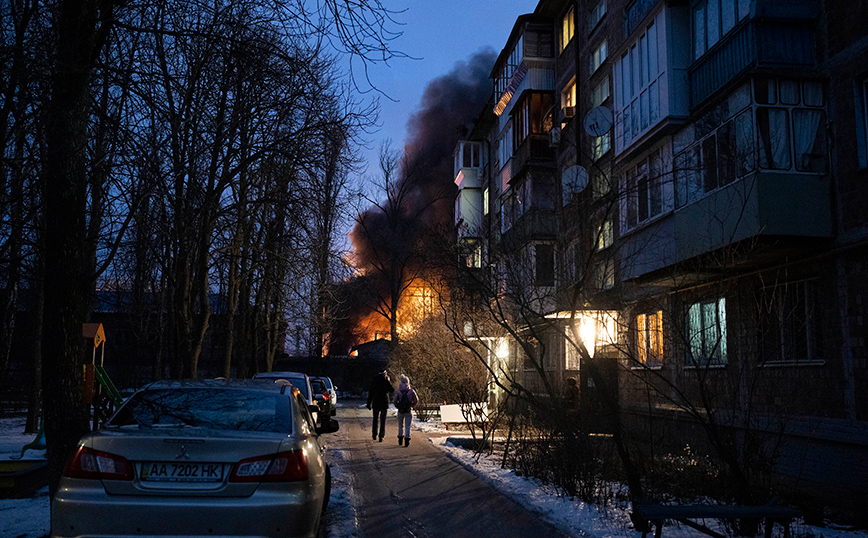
254,374 -> 310,400
109,388 -> 292,433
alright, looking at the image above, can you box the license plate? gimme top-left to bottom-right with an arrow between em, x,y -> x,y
140,462 -> 225,482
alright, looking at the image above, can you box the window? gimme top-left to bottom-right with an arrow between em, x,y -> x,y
637,310 -> 663,366
624,150 -> 664,229
589,0 -> 607,31
759,280 -> 822,364
563,79 -> 577,109
592,133 -> 611,160
561,7 -> 574,52
858,79 -> 868,168
592,77 -> 610,108
692,0 -> 750,60
685,298 -> 727,366
755,78 -> 827,174
590,40 -> 608,75
534,244 -> 555,286
483,188 -> 489,215
613,16 -> 663,151
596,218 -> 613,250
594,258 -> 615,290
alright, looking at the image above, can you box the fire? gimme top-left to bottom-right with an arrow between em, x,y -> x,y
350,278 -> 440,345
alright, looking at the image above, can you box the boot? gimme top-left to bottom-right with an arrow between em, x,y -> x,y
404,437 -> 410,447
398,436 -> 403,446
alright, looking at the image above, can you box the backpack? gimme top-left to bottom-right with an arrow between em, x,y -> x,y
397,389 -> 413,413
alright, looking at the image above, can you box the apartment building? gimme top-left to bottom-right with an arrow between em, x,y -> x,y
453,0 -> 868,510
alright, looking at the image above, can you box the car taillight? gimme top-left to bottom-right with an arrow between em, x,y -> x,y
63,446 -> 133,481
229,450 -> 308,482
322,393 -> 330,401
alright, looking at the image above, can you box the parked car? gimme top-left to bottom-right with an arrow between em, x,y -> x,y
51,379 -> 338,538
315,376 -> 338,412
252,370 -> 319,423
310,377 -> 335,418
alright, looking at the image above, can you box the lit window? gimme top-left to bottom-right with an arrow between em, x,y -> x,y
589,0 -> 607,31
596,219 -> 613,250
590,40 -> 607,75
561,7 -> 574,52
637,310 -> 663,366
483,188 -> 489,215
591,77 -> 610,108
592,132 -> 611,160
685,298 -> 727,366
563,79 -> 577,108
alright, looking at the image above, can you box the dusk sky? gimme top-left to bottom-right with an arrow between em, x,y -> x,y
358,0 -> 532,173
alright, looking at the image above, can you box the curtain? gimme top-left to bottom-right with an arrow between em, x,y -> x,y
793,109 -> 826,172
758,107 -> 791,169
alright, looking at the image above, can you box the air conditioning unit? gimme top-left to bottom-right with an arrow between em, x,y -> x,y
563,106 -> 576,119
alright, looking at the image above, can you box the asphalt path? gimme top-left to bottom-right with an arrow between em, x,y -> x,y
332,403 -> 571,538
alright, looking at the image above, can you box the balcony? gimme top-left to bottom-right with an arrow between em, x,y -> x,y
500,209 -> 557,250
620,171 -> 831,283
512,134 -> 555,180
690,19 -> 817,108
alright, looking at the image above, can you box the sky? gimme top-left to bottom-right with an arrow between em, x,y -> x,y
355,0 -> 533,175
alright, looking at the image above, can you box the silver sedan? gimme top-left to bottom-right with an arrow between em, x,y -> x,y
51,379 -> 338,538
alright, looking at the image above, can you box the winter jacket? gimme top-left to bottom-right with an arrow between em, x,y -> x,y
393,383 -> 419,413
367,373 -> 394,409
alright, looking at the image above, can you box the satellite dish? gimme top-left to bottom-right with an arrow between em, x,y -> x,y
583,106 -> 613,137
562,165 -> 588,205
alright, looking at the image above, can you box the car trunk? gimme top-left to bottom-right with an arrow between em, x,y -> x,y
90,428 -> 291,497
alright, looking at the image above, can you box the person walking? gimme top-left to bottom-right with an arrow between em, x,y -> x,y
393,374 -> 418,447
366,370 -> 394,442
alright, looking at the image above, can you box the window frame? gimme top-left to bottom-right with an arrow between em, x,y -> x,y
590,39 -> 608,75
636,310 -> 664,367
561,6 -> 575,53
758,279 -> 823,365
588,0 -> 607,33
684,297 -> 727,367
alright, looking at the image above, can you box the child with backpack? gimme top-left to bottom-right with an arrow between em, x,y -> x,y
393,374 -> 419,447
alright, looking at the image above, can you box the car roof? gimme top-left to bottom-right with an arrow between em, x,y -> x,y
140,378 -> 297,395
253,371 -> 308,379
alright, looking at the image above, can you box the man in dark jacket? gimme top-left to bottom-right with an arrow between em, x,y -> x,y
366,370 -> 393,442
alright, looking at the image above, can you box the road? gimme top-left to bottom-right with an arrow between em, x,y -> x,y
330,404 -> 571,538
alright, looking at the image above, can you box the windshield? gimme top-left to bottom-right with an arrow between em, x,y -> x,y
109,388 -> 292,433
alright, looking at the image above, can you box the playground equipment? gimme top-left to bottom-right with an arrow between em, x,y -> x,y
83,323 -> 122,430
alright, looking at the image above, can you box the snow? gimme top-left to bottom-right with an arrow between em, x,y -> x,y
2,409 -> 866,538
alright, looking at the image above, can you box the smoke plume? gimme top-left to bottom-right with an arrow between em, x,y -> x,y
330,49 -> 497,355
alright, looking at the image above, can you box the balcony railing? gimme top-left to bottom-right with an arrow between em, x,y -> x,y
512,134 -> 555,179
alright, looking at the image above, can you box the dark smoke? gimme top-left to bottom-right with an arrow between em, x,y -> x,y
329,49 -> 497,355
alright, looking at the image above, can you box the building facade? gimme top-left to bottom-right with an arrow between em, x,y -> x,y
453,0 -> 868,513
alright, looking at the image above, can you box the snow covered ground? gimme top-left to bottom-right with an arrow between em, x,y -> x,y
2,407 -> 865,538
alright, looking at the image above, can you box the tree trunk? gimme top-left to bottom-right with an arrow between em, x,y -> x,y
42,0 -> 99,498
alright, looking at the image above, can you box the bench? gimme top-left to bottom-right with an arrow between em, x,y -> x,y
440,403 -> 489,431
414,403 -> 441,422
632,501 -> 799,538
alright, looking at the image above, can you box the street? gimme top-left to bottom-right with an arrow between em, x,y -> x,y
331,404 -> 571,538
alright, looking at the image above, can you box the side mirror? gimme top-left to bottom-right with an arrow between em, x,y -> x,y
316,419 -> 339,435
